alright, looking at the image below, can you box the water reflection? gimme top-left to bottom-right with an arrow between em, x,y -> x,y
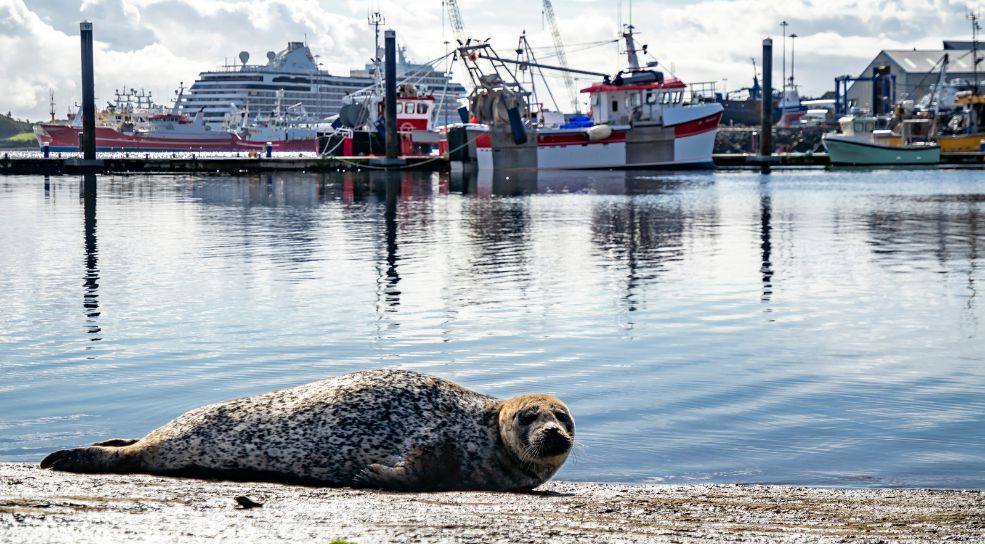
81,174 -> 101,342
5,170 -> 985,488
865,194 -> 985,336
760,180 -> 774,304
376,173 -> 402,316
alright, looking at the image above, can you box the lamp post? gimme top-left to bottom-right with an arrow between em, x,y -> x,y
780,21 -> 788,93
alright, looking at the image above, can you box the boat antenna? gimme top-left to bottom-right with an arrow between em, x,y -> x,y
369,10 -> 385,63
969,10 -> 981,95
49,88 -> 56,122
368,10 -> 386,88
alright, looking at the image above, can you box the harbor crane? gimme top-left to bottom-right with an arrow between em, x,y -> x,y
443,0 -> 467,45
542,0 -> 580,112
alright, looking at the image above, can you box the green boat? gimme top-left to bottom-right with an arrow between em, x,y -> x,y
823,117 -> 940,166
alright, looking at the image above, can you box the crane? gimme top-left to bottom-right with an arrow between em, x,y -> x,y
542,0 -> 579,112
443,0 -> 467,45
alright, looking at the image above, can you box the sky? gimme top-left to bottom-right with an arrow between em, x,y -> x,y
0,0 -> 981,121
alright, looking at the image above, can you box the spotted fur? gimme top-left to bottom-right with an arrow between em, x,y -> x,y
40,369 -> 574,491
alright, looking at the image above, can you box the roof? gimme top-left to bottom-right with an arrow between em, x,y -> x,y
881,49 -> 981,74
944,40 -> 977,50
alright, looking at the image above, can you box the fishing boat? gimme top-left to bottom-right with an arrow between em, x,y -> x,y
34,84 -> 318,153
319,82 -> 444,157
822,116 -> 940,165
938,93 -> 985,152
456,23 -> 723,171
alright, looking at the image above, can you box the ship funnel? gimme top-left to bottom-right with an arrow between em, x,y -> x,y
239,51 -> 250,66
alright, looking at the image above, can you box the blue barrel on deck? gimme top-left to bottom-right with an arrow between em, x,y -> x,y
265,142 -> 273,158
507,106 -> 527,145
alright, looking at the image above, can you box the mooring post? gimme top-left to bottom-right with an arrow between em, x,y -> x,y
760,38 -> 773,175
384,29 -> 398,161
80,21 -> 96,161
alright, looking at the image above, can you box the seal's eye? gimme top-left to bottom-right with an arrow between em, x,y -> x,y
554,411 -> 570,424
518,411 -> 537,425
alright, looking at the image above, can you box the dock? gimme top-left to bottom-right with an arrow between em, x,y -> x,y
3,151 -> 985,175
0,155 -> 449,176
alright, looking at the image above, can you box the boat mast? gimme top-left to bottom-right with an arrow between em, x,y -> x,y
969,10 -> 981,96
368,10 -> 386,88
790,33 -> 798,90
621,0 -> 641,70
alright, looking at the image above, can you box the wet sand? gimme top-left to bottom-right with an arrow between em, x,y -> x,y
1,463 -> 983,543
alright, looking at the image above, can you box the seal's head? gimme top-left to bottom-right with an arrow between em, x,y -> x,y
499,394 -> 575,476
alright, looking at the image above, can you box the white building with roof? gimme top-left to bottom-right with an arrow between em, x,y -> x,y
844,43 -> 982,113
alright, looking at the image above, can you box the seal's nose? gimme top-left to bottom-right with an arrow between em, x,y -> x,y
538,426 -> 572,457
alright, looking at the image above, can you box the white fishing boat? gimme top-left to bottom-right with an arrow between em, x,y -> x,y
457,23 -> 722,171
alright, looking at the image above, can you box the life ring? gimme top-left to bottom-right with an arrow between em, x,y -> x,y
400,122 -> 415,132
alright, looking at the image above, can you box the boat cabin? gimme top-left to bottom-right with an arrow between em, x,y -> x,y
582,70 -> 687,125
394,97 -> 435,132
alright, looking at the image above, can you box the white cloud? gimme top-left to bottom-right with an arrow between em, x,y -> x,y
0,0 -> 981,120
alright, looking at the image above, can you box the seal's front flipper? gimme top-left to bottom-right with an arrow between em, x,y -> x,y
355,462 -> 412,490
355,446 -> 463,491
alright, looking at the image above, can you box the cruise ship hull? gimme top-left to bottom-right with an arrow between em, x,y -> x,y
35,124 -> 318,153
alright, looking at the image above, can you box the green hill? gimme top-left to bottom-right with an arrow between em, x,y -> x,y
0,113 -> 33,140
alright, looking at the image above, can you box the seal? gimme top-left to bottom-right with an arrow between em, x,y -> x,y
39,369 -> 575,491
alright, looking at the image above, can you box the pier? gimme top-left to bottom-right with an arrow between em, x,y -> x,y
4,151 -> 985,176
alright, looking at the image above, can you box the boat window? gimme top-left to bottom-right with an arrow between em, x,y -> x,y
592,94 -> 601,107
631,93 -> 642,107
404,103 -> 415,114
612,100 -> 619,112
417,103 -> 429,114
645,91 -> 657,104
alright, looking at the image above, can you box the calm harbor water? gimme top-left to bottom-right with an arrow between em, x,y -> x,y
1,169 -> 983,488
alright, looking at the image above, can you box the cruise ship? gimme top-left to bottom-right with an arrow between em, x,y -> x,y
180,41 -> 467,129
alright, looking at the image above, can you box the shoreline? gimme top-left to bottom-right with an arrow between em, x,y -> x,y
2,463 -> 983,543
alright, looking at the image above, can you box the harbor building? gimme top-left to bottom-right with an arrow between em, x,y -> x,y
843,42 -> 982,113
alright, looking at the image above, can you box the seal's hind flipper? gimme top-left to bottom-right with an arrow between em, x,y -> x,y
40,445 -> 139,473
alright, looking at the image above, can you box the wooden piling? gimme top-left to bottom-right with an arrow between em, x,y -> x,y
384,29 -> 398,161
760,38 -> 773,175
80,22 -> 96,161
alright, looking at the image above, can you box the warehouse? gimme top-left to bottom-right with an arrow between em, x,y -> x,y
843,42 -> 981,113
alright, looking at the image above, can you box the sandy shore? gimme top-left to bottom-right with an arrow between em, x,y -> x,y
1,463 -> 983,543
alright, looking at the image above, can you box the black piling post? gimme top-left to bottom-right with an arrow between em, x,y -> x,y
384,29 -> 398,161
80,21 -> 96,161
759,38 -> 773,175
